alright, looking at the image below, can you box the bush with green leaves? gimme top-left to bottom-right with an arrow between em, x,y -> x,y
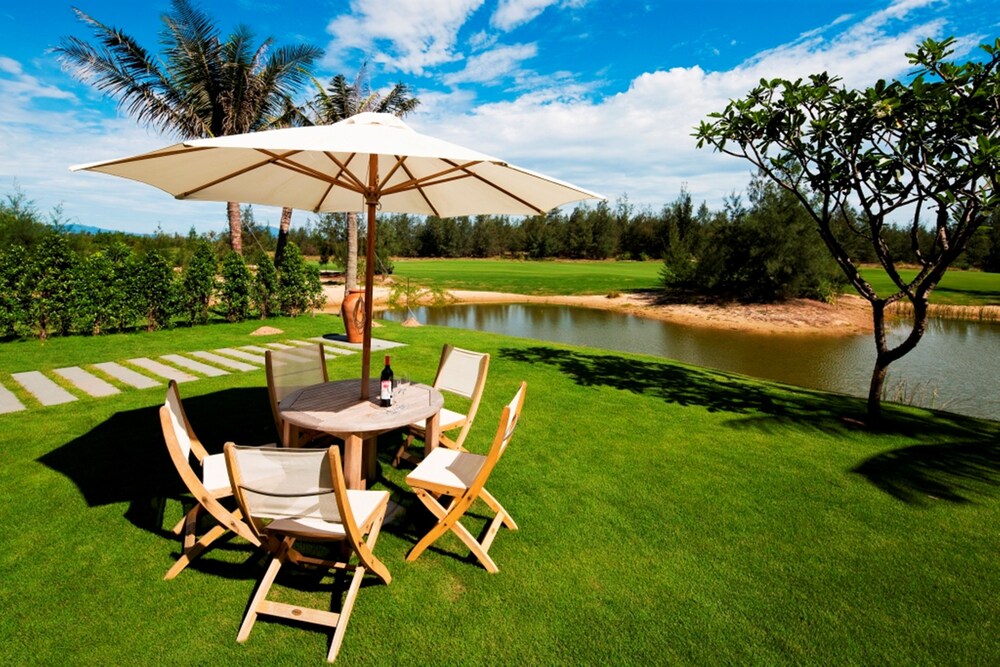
219,250 -> 253,322
179,241 -> 217,325
275,242 -> 311,316
133,250 -> 177,331
22,233 -> 77,339
251,249 -> 278,319
0,245 -> 27,338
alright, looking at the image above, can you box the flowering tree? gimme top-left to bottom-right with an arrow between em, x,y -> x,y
696,38 -> 1000,421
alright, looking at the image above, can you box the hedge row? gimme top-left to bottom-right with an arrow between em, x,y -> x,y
0,235 -> 325,340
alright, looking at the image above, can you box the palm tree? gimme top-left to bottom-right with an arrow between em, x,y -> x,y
56,0 -> 321,253
273,65 -> 419,284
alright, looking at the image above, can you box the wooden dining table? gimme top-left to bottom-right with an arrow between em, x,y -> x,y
278,378 -> 444,489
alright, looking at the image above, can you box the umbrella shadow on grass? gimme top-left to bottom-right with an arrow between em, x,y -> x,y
499,345 -> 1000,503
37,387 -> 276,535
851,440 -> 1000,505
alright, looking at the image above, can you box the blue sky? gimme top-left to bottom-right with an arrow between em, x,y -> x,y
1,0 -> 997,234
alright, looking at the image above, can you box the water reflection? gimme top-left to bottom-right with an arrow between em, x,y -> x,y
381,303 -> 1000,421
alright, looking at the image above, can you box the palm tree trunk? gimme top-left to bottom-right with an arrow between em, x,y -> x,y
275,206 -> 293,265
346,211 -> 359,291
227,202 -> 242,255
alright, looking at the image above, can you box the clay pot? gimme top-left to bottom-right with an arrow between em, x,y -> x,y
341,288 -> 366,343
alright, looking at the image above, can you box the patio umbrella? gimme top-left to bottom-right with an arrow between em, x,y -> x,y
72,112 -> 604,396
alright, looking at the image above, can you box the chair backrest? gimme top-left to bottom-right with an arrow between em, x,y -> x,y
225,445 -> 376,570
467,381 -> 527,499
433,344 -> 489,399
160,381 -> 260,545
163,379 -> 208,464
265,345 -> 328,439
432,345 -> 489,448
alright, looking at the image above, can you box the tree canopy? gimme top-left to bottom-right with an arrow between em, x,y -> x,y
696,37 -> 1000,420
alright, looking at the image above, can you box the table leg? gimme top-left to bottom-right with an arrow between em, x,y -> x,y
424,410 -> 442,458
343,433 -> 364,490
363,436 -> 378,483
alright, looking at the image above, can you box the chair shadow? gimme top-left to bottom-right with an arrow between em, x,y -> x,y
499,345 -> 1000,504
37,387 -> 277,532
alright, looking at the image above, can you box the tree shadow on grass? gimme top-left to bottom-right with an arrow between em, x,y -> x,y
37,387 -> 276,526
499,345 -> 1000,503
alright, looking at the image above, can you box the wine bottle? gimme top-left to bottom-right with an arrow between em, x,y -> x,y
380,355 -> 394,407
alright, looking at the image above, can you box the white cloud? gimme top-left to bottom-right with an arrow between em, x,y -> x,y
324,0 -> 485,75
416,0 -> 965,212
491,0 -> 559,30
491,0 -> 587,31
443,43 -> 537,85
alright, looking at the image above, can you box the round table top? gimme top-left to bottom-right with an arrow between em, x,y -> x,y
278,378 -> 444,437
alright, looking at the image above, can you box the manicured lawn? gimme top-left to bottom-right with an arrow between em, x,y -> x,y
1,315 -> 998,664
391,258 -> 663,295
860,266 -> 1000,307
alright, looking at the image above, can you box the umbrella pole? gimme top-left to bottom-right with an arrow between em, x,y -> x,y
360,157 -> 378,400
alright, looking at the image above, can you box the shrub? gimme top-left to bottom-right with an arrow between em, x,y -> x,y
251,249 -> 278,319
179,241 -> 217,325
219,250 -> 253,322
275,242 -> 311,316
133,250 -> 177,331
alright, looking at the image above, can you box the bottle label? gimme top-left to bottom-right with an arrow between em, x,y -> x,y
380,380 -> 392,401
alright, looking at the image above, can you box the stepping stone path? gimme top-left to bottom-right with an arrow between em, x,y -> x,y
54,367 -> 120,397
0,336 -> 402,415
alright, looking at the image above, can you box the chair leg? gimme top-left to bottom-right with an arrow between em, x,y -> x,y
392,433 -> 418,468
181,504 -> 201,551
328,566 -> 366,663
164,523 -> 228,580
479,488 -> 518,531
237,537 -> 291,643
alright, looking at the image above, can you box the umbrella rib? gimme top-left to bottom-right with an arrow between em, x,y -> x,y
379,160 -> 484,197
85,145 -> 214,170
389,156 -> 441,218
179,150 -> 306,198
442,158 -> 546,214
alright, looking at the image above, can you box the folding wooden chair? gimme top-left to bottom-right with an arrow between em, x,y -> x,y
224,444 -> 392,663
160,380 -> 261,580
392,344 -> 489,467
404,381 -> 526,573
266,344 -> 330,447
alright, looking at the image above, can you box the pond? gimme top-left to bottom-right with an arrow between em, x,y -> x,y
380,303 -> 1000,421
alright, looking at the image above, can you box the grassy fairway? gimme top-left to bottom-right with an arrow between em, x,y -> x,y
387,258 -> 1000,308
860,266 -> 1000,306
391,258 -> 663,295
1,316 -> 998,664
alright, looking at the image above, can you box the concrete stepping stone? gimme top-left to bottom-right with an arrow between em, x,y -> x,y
190,351 -> 258,372
0,381 -> 26,414
55,367 -> 120,397
12,371 -> 78,406
213,347 -> 266,364
240,345 -> 272,354
128,358 -> 198,383
161,354 -> 229,378
309,336 -> 404,352
93,362 -> 161,389
306,337 -> 358,355
263,342 -> 296,350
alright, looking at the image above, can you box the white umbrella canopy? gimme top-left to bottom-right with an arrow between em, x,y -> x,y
72,112 -> 604,396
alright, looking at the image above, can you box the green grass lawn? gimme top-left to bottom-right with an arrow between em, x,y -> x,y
391,258 -> 663,296
860,266 -> 1000,306
1,315 -> 998,664
386,258 -> 1000,308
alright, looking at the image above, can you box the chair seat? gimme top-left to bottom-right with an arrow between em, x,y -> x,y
201,452 -> 232,494
410,407 -> 466,433
406,447 -> 485,494
267,490 -> 389,540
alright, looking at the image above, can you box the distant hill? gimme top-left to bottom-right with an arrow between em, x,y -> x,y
63,223 -> 134,235
61,223 -> 279,237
